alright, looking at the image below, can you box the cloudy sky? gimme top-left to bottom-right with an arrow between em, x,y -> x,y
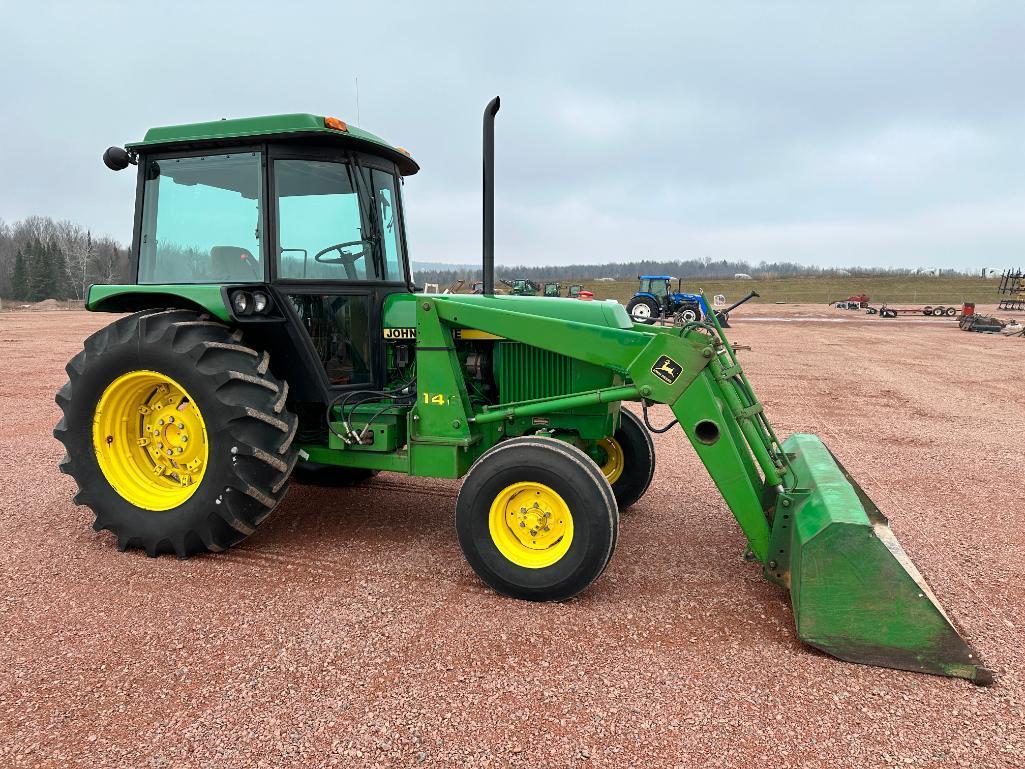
1,1 -> 1022,269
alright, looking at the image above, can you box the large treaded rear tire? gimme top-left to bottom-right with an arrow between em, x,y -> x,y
54,309 -> 298,557
626,296 -> 659,324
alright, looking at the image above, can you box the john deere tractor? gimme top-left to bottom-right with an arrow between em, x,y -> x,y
55,99 -> 990,684
501,278 -> 540,296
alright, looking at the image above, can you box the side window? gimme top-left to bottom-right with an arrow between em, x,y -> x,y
139,153 -> 263,284
371,169 -> 406,282
276,160 -> 369,280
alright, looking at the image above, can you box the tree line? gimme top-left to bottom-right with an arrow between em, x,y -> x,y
0,216 -> 130,302
411,258 -> 969,286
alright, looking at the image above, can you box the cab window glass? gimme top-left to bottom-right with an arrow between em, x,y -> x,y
276,160 -> 370,280
371,169 -> 406,281
138,153 -> 263,284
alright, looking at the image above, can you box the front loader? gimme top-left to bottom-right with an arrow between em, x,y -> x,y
56,99 -> 991,685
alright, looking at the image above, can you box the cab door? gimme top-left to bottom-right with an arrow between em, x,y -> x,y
265,147 -> 412,404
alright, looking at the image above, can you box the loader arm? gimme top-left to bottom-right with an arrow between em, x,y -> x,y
426,295 -> 992,685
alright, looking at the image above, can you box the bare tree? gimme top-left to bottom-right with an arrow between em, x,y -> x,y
53,220 -> 95,300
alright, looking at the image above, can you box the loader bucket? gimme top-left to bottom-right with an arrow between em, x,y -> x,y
778,434 -> 992,685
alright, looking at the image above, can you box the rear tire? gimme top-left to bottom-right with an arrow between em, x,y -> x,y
54,309 -> 298,557
626,296 -> 659,324
456,437 -> 618,602
601,409 -> 656,510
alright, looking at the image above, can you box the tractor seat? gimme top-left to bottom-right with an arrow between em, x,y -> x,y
210,246 -> 258,280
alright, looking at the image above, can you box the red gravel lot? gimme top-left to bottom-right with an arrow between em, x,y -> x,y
1,307 -> 1022,768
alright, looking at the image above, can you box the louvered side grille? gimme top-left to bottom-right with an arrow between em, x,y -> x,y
494,342 -> 575,404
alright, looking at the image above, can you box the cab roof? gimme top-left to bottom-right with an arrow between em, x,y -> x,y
126,113 -> 419,176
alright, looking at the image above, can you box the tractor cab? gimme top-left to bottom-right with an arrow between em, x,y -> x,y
95,114 -> 418,400
638,275 -> 673,303
543,282 -> 561,297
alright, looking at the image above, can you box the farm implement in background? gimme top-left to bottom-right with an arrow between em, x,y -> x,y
997,269 -> 1025,311
868,304 -> 960,318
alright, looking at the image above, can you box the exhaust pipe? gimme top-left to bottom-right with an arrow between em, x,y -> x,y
482,96 -> 501,296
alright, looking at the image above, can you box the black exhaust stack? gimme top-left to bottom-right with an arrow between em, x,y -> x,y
482,96 -> 501,295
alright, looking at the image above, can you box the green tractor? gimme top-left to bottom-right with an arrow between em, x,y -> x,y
501,278 -> 540,296
543,282 -> 562,297
56,99 -> 990,684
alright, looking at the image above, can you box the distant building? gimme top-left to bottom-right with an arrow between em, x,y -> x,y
734,273 -> 753,280
982,268 -> 1001,278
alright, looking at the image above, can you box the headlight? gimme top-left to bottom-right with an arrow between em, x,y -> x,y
252,291 -> 270,314
232,291 -> 253,316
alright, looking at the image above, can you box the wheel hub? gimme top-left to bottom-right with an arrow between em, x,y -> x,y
488,482 -> 574,568
597,437 -> 624,484
92,371 -> 208,511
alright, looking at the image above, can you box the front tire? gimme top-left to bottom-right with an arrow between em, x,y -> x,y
456,437 -> 618,601
54,309 -> 298,557
598,408 -> 656,510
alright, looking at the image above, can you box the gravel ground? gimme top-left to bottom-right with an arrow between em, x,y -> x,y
1,307 -> 1022,768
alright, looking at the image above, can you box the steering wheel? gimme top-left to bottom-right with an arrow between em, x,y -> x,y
313,239 -> 373,264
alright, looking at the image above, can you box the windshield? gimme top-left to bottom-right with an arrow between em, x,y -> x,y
643,279 -> 668,297
275,159 -> 407,281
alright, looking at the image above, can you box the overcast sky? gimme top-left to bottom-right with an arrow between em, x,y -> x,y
1,1 -> 1022,270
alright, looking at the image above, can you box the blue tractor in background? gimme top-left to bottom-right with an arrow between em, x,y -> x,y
626,275 -> 708,324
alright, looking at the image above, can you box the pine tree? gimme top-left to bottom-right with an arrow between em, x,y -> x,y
11,249 -> 28,299
50,240 -> 71,299
26,238 -> 58,301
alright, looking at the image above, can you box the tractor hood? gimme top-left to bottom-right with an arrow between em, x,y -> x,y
383,293 -> 633,331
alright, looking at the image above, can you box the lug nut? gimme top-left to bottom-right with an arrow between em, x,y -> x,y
181,435 -> 188,442
519,522 -> 526,528
168,416 -> 174,423
158,419 -> 164,425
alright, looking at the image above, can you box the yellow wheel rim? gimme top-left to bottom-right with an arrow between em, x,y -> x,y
598,437 -> 625,484
488,482 -> 573,569
92,370 -> 209,511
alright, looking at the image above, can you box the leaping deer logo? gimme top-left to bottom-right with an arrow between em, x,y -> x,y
651,355 -> 682,384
